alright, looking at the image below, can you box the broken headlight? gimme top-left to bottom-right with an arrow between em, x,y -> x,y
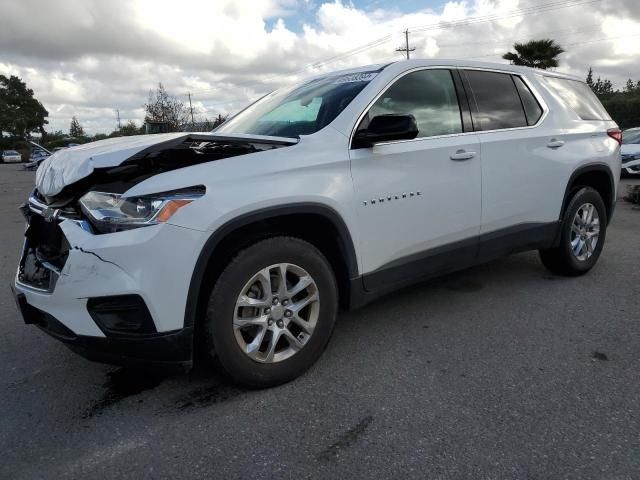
79,187 -> 204,233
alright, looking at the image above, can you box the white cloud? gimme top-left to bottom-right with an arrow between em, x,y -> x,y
0,0 -> 638,134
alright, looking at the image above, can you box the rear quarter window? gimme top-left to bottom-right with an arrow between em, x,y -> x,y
544,76 -> 611,121
513,76 -> 543,125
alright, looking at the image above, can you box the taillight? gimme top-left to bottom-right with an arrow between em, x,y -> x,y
607,128 -> 622,145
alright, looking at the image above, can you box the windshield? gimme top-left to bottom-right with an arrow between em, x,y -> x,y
215,71 -> 378,138
4,150 -> 19,155
622,130 -> 640,145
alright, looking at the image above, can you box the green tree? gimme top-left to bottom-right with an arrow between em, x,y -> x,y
592,77 -> 615,97
624,79 -> 638,94
119,120 -> 140,136
586,67 -> 594,87
69,116 -> 84,137
144,83 -> 189,132
212,113 -> 228,128
586,69 -> 640,129
0,75 -> 49,139
502,39 -> 565,69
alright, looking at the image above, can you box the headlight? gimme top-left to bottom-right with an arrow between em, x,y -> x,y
79,186 -> 205,233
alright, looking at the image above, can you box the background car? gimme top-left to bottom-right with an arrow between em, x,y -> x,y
23,142 -> 52,170
1,150 -> 23,163
621,127 -> 640,176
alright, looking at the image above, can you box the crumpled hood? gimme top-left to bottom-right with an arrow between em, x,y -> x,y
36,132 -> 297,197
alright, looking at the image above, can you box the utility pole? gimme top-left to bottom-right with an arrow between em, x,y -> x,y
188,92 -> 195,127
396,29 -> 415,60
116,109 -> 121,130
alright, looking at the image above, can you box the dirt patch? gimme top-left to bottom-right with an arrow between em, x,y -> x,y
82,368 -> 166,418
172,383 -> 246,411
318,415 -> 373,461
592,351 -> 609,361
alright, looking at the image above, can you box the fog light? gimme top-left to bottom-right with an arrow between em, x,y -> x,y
87,295 -> 156,336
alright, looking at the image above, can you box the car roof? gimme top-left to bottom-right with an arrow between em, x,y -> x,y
312,58 -> 584,83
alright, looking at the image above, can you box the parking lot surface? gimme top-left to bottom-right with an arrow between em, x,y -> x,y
1,164 -> 639,479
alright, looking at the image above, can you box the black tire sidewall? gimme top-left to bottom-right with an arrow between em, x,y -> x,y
558,187 -> 607,273
205,237 -> 338,387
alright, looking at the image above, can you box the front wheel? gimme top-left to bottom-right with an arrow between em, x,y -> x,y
204,237 -> 338,388
539,187 -> 607,276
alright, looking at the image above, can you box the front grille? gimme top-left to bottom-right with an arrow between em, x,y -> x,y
17,193 -> 71,292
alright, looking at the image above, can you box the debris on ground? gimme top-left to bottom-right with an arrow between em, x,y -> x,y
592,351 -> 609,361
624,185 -> 640,205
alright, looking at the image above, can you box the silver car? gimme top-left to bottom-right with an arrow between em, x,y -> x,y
2,150 -> 22,163
621,128 -> 640,176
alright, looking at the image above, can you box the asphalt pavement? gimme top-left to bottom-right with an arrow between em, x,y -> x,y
1,163 -> 639,479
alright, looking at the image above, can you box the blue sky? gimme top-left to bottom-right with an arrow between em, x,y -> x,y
280,0 -> 446,32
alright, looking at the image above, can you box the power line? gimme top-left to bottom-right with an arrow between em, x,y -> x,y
187,0 -> 602,97
185,0 -> 611,115
463,33 -> 640,60
428,23 -> 605,51
410,0 -> 600,34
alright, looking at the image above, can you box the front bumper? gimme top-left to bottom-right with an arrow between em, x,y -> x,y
13,199 -> 210,368
12,286 -> 192,368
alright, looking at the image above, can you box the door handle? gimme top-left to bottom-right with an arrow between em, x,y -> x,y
450,150 -> 476,161
547,139 -> 565,149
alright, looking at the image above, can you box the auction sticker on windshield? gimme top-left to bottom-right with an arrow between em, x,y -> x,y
333,72 -> 378,84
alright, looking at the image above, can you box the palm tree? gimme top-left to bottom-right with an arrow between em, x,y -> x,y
502,39 -> 565,70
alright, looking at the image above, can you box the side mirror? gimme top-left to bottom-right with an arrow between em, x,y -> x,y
352,114 -> 419,149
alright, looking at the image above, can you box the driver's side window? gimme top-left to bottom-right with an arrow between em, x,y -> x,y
359,69 -> 463,138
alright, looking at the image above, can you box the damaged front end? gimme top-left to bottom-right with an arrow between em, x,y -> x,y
13,134 -> 299,368
16,194 -> 76,292
20,133 -> 295,290
12,132 -> 298,365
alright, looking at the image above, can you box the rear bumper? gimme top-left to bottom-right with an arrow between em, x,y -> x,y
11,285 -> 193,370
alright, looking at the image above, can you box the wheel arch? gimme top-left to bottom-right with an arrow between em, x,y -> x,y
183,203 -> 359,334
561,163 -> 615,223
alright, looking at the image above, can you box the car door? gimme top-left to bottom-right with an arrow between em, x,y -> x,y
349,68 -> 482,291
460,69 -> 563,250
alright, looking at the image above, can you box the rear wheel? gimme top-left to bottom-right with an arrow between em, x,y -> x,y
539,187 -> 607,276
204,237 -> 338,387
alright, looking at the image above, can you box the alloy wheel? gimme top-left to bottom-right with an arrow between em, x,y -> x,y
233,263 -> 320,363
570,202 -> 600,261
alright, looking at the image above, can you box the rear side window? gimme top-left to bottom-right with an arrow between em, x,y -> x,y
544,77 -> 611,121
363,69 -> 463,138
513,76 -> 543,125
464,70 -> 528,130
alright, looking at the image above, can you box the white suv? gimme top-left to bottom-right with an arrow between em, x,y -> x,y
12,60 -> 621,387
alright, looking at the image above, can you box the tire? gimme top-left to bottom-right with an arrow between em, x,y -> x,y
539,187 -> 607,276
203,236 -> 338,388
